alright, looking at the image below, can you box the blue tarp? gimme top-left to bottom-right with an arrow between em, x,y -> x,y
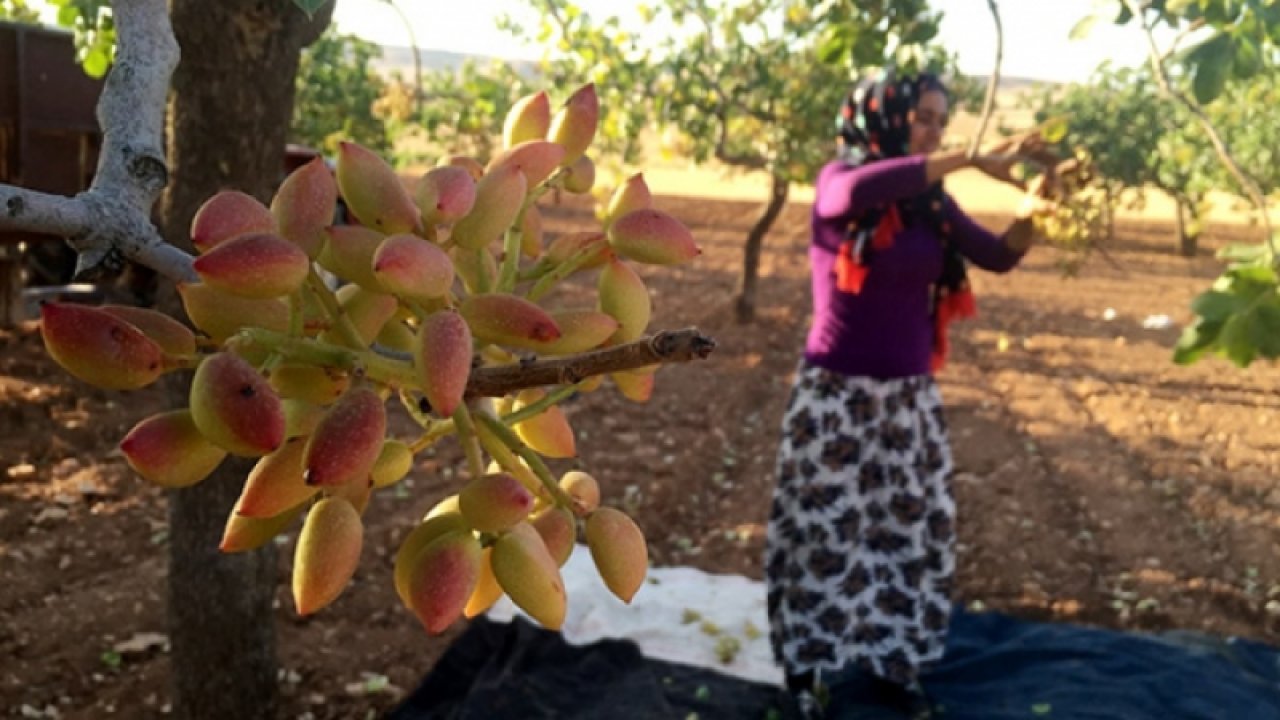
388,607 -> 1280,719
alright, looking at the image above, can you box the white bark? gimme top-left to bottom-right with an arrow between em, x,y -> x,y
0,0 -> 197,284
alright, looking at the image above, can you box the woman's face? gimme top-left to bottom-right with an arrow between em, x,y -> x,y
908,89 -> 948,155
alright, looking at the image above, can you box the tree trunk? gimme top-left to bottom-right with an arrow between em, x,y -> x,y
735,174 -> 788,323
1104,186 -> 1117,241
159,2 -> 331,718
1175,195 -> 1198,257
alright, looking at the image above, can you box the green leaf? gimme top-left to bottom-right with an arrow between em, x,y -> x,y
1232,37 -> 1261,77
816,28 -> 850,65
1040,116 -> 1069,143
1173,319 -> 1224,365
82,45 -> 110,78
1189,33 -> 1233,104
1250,300 -> 1280,358
1219,313 -> 1258,367
292,0 -> 329,18
1190,290 -> 1245,321
1032,704 -> 1053,716
1226,264 -> 1279,288
1216,243 -> 1269,264
1069,14 -> 1100,41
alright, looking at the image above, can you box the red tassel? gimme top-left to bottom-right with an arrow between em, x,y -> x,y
931,310 -> 950,373
946,286 -> 977,319
872,205 -> 903,250
836,241 -> 868,294
931,286 -> 975,374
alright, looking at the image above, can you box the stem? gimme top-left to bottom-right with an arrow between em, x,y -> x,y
452,404 -> 485,479
517,260 -> 555,284
967,0 -> 1003,160
499,215 -> 526,293
472,414 -> 549,500
498,169 -> 568,292
526,244 -> 604,302
466,247 -> 494,294
1123,0 -> 1275,259
261,290 -> 307,375
501,382 -> 585,425
235,328 -> 419,388
473,411 -> 575,509
465,328 -> 716,399
305,270 -> 366,349
534,167 -> 570,201
408,420 -> 456,454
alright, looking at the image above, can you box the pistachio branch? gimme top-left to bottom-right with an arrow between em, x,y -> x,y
235,326 -> 716,399
0,0 -> 193,283
464,328 -> 716,399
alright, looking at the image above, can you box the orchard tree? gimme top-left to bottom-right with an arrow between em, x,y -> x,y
293,26 -> 390,155
0,2 -> 715,719
407,58 -> 539,162
1031,65 -> 1216,256
1073,0 -> 1280,367
1204,68 -> 1280,201
4,0 -> 325,717
1152,107 -> 1218,256
500,1 -> 658,167
648,0 -> 849,322
515,0 -> 950,322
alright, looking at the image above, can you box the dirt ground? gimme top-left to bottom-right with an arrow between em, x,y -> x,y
2,189 -> 1279,719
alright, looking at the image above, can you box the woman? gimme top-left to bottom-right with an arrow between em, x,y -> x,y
764,71 -> 1050,719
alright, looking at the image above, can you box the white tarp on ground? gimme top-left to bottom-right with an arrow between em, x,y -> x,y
487,544 -> 785,687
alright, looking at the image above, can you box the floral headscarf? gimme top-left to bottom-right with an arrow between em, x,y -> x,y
834,69 -> 974,371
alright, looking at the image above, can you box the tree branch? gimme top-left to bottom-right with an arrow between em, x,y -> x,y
0,0 -> 196,284
0,186 -> 94,236
967,0 -> 1002,159
1123,0 -> 1275,254
710,104 -> 768,171
1160,17 -> 1206,64
464,328 -> 716,398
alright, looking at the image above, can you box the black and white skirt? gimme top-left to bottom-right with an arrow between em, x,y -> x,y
765,361 -> 956,685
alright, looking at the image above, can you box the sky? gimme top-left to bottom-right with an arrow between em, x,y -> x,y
329,0 -> 1169,85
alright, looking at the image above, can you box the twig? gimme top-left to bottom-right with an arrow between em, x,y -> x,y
464,327 -> 716,398
236,325 -> 715,399
967,0 -> 1003,160
1160,17 -> 1207,64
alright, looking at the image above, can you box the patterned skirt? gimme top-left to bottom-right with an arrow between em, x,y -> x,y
765,361 -> 956,685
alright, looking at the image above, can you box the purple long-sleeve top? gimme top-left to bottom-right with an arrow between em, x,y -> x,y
805,155 -> 1027,379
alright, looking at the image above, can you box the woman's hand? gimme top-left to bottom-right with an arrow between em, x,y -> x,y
1005,173 -> 1058,253
1014,172 -> 1058,221
972,131 -> 1049,189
